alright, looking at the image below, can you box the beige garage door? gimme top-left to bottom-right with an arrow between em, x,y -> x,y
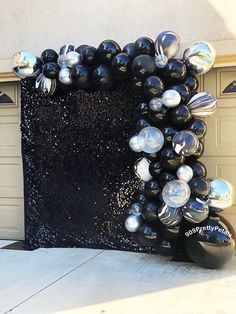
0,81 -> 24,240
201,66 -> 236,229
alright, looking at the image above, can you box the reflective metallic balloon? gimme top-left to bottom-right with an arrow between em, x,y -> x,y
35,73 -> 56,96
59,67 -> 72,85
161,89 -> 181,108
12,51 -> 42,79
182,197 -> 209,223
183,41 -> 216,75
137,126 -> 164,153
177,164 -> 193,183
158,204 -> 183,227
187,92 -> 217,118
162,179 -> 191,208
208,178 -> 235,209
172,130 -> 199,157
64,51 -> 81,68
125,215 -> 141,233
129,134 -> 142,152
129,203 -> 143,216
134,157 -> 153,182
155,31 -> 180,68
149,97 -> 162,111
57,55 -> 67,68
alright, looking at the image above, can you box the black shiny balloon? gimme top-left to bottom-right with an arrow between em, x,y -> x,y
75,44 -> 88,54
161,126 -> 178,144
133,37 -> 155,56
131,55 -> 156,78
136,118 -> 151,131
135,193 -> 147,205
148,105 -> 168,125
92,65 -> 114,90
157,239 -> 176,256
143,151 -> 159,161
188,161 -> 207,177
42,62 -> 60,79
188,141 -> 204,160
189,176 -> 210,197
97,40 -> 121,64
111,53 -> 131,79
41,49 -> 58,63
144,180 -> 161,199
71,65 -> 91,90
143,76 -> 164,100
160,147 -> 185,171
135,102 -> 149,117
161,224 -> 181,242
123,43 -> 135,59
149,161 -> 162,178
188,118 -> 207,139
184,75 -> 199,92
158,170 -> 176,188
162,59 -> 187,83
171,84 -> 191,103
133,224 -> 161,248
182,197 -> 209,224
128,76 -> 144,91
81,46 -> 97,65
60,45 -> 75,55
143,201 -> 161,223
184,215 -> 235,268
171,104 -> 192,126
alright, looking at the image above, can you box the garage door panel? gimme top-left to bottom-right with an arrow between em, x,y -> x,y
0,115 -> 21,157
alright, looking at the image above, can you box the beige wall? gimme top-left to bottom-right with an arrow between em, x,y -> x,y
0,0 -> 236,63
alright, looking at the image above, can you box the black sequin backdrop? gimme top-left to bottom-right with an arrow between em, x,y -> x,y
21,80 -> 157,252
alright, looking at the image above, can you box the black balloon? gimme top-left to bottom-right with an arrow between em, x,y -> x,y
143,151 -> 159,161
162,59 -> 187,83
148,105 -> 168,125
135,193 -> 147,205
75,44 -> 88,54
144,180 -> 161,199
188,141 -> 204,160
143,201 -> 161,223
171,84 -> 191,103
123,43 -> 135,59
136,118 -> 151,131
149,161 -> 162,178
131,55 -> 156,78
158,170 -> 176,188
111,52 -> 131,79
157,239 -> 176,256
160,147 -> 185,170
188,161 -> 207,177
184,76 -> 199,92
188,118 -> 207,139
171,104 -> 192,126
143,76 -> 164,100
133,224 -> 161,248
161,224 -> 181,242
97,40 -> 121,64
42,62 -> 60,79
133,37 -> 155,56
81,46 -> 97,65
161,126 -> 178,144
60,45 -> 74,55
41,49 -> 58,63
71,65 -> 91,90
182,197 -> 209,224
128,76 -> 144,91
92,65 -> 114,90
136,102 -> 149,117
189,176 -> 210,197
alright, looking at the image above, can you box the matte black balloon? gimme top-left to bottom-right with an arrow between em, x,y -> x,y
128,76 -> 144,91
135,193 -> 147,205
143,151 -> 159,161
92,65 -> 114,90
188,161 -> 207,177
149,161 -> 162,178
184,215 -> 235,268
143,201 -> 161,223
171,84 -> 191,103
123,43 -> 135,59
148,105 -> 168,125
189,176 -> 210,197
161,224 -> 181,242
157,239 -> 176,256
133,37 -> 155,56
75,44 -> 88,54
188,141 -> 204,159
162,59 -> 187,83
158,170 -> 176,188
97,40 -> 121,64
81,46 -> 97,65
132,55 -> 156,78
133,224 -> 161,248
136,118 -> 151,131
144,180 -> 161,199
136,102 -> 149,117
42,62 -> 60,79
161,126 -> 178,144
160,147 -> 185,171
171,104 -> 192,126
71,65 -> 91,90
184,76 -> 199,92
41,49 -> 58,63
111,52 -> 131,78
144,76 -> 164,100
188,118 -> 207,139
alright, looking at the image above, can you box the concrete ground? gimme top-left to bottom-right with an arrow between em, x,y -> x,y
0,241 -> 236,314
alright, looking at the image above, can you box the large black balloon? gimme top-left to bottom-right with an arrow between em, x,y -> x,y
97,40 -> 121,64
92,65 -> 114,90
42,62 -> 60,79
123,43 -> 135,59
132,55 -> 156,78
162,59 -> 187,83
128,76 -> 144,91
136,102 -> 149,117
133,224 -> 161,248
161,126 -> 178,144
171,104 -> 192,126
157,239 -> 176,256
143,201 -> 161,223
182,197 -> 209,224
171,84 -> 191,103
71,65 -> 91,90
188,118 -> 207,139
184,215 -> 235,268
133,37 -> 155,56
158,170 -> 176,188
144,76 -> 164,100
184,76 -> 199,92
188,161 -> 207,177
144,180 -> 161,199
149,161 -> 162,178
81,46 -> 97,65
111,52 -> 131,79
189,176 -> 210,197
41,49 -> 58,63
160,147 -> 185,171
136,118 -> 151,131
148,105 -> 168,125
161,224 -> 181,242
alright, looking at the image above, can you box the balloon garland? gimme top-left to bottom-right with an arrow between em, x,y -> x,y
12,31 -> 235,269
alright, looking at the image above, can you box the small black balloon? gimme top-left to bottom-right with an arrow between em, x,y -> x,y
188,161 -> 207,177
128,76 -> 144,91
143,201 -> 161,223
133,224 -> 161,248
184,75 -> 199,92
161,224 -> 181,242
41,49 -> 58,63
171,104 -> 192,126
188,118 -> 207,139
75,44 -> 89,54
92,65 -> 114,90
161,126 -> 178,144
143,76 -> 164,100
42,62 -> 60,79
143,151 -> 159,161
60,45 -> 75,55
160,147 -> 185,171
71,65 -> 91,90
148,105 -> 168,125
136,118 -> 151,131
111,52 -> 131,79
149,161 -> 162,178
135,193 -> 147,204
157,239 -> 176,256
132,55 -> 156,78
123,43 -> 135,59
171,84 -> 191,103
136,102 -> 149,117
158,170 -> 176,188
188,141 -> 204,160
189,176 -> 210,197
133,37 -> 155,56
162,59 -> 187,83
81,46 -> 97,65
144,180 -> 161,199
97,40 -> 121,64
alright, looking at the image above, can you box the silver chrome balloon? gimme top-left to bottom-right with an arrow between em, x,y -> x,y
134,157 -> 153,182
57,55 -> 67,68
130,203 -> 143,216
59,67 -> 72,85
125,215 -> 141,233
208,178 -> 235,210
177,165 -> 193,183
35,73 -> 56,96
137,126 -> 164,153
162,180 -> 191,208
183,41 -> 216,75
158,204 -> 183,227
129,135 -> 142,152
161,89 -> 181,108
64,51 -> 81,68
149,97 -> 162,111
187,92 -> 217,118
12,51 -> 42,79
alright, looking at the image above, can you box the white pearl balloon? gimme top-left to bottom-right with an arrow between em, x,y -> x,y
59,67 -> 72,85
177,165 -> 193,183
125,215 -> 141,232
134,157 -> 153,182
161,89 -> 181,108
129,135 -> 142,152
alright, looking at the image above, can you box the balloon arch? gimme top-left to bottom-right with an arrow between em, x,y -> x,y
12,31 -> 235,268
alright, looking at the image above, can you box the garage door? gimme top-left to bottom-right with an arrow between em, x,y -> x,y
0,81 -> 24,240
201,66 -> 236,229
